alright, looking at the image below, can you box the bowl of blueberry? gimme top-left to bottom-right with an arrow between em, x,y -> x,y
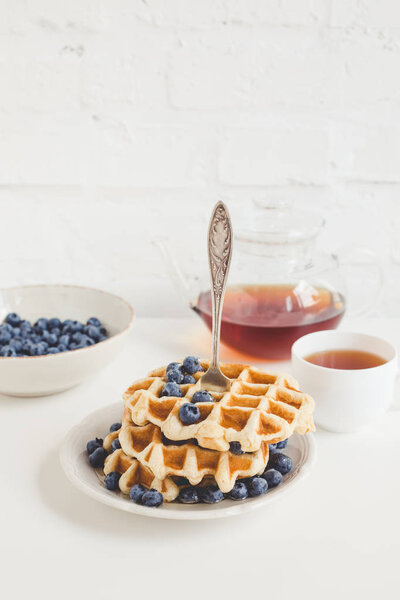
0,285 -> 134,397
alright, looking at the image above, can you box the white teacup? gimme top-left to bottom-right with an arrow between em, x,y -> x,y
291,331 -> 398,433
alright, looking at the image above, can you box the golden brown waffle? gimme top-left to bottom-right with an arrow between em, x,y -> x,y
104,411 -> 269,493
123,360 -> 315,452
103,448 -> 180,502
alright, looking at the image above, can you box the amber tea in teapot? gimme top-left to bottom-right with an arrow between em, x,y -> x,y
193,284 -> 345,360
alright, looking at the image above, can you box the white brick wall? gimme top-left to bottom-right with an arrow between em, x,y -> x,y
1,0 -> 400,317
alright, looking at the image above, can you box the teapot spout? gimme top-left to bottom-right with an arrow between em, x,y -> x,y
153,237 -> 192,301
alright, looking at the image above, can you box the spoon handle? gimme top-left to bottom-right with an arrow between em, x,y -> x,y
207,201 -> 233,368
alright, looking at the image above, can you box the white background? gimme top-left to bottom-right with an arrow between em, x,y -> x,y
1,1 -> 400,316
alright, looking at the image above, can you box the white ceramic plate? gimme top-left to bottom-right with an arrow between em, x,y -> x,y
60,402 -> 317,520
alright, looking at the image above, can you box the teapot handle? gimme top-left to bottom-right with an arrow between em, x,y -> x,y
335,245 -> 385,318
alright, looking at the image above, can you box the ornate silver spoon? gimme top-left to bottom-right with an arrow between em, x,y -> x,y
200,201 -> 233,393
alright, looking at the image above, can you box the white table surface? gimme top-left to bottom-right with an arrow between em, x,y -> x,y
2,316 -> 400,600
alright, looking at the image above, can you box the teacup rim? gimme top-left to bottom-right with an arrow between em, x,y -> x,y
291,330 -> 397,373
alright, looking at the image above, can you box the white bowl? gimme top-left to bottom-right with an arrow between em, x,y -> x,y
0,285 -> 134,397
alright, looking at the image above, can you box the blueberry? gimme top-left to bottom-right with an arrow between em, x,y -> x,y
166,367 -> 184,384
48,318 -> 61,330
99,336 -> 107,342
199,485 -> 224,504
21,340 -> 34,355
47,347 -> 60,354
269,444 -> 279,453
178,486 -> 200,504
228,481 -> 248,500
5,312 -> 20,327
104,471 -> 121,491
86,325 -> 101,341
141,489 -> 163,507
63,320 -> 83,334
1,323 -> 13,333
36,341 -> 48,355
34,318 -> 49,332
62,319 -> 74,331
268,453 -> 292,475
9,338 -> 23,352
110,439 -> 121,452
166,362 -> 180,373
276,439 -> 288,450
182,356 -> 203,374
248,477 -> 268,497
99,326 -> 107,336
86,438 -> 103,455
0,345 -> 16,357
161,434 -> 188,447
129,484 -> 146,503
50,327 -> 61,338
30,334 -> 41,343
42,331 -> 58,346
179,403 -> 200,425
182,374 -> 196,384
262,468 -> 283,488
87,317 -> 101,327
109,422 -> 121,432
0,330 -> 11,345
174,476 -> 191,486
89,447 -> 108,468
76,336 -> 95,348
229,441 -> 244,455
57,343 -> 68,352
192,391 -> 214,403
12,327 -> 20,336
161,382 -> 182,397
72,332 -> 84,343
59,334 -> 70,346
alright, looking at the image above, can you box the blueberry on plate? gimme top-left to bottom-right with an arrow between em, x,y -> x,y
248,477 -> 268,497
47,347 -> 60,354
182,356 -> 203,374
178,486 -> 199,504
72,331 -> 84,343
87,438 -> 103,454
262,468 -> 283,488
48,318 -> 62,330
192,390 -> 214,403
166,367 -> 184,384
42,332 -> 58,346
21,340 -> 34,355
129,484 -> 146,503
182,374 -> 196,384
0,345 -> 16,357
166,361 -> 180,373
228,481 -> 248,500
141,489 -> 163,507
179,403 -> 200,425
229,441 -> 244,455
268,452 -> 292,475
104,471 -> 121,491
199,485 -> 224,504
110,438 -> 121,452
269,443 -> 279,453
87,317 -> 102,327
5,312 -> 21,327
89,447 -> 108,468
276,439 -> 288,450
57,343 -> 68,353
109,422 -> 121,432
161,382 -> 182,397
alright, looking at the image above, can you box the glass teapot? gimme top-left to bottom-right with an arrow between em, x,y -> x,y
157,201 -> 383,360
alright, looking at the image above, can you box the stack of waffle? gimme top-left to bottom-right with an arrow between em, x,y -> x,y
103,359 -> 315,502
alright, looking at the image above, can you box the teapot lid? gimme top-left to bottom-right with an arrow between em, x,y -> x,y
236,199 -> 324,246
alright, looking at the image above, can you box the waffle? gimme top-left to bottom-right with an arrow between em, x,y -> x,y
123,360 -> 315,452
103,448 -> 180,502
104,412 -> 269,493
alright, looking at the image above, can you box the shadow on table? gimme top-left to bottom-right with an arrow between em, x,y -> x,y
37,445 -> 258,539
